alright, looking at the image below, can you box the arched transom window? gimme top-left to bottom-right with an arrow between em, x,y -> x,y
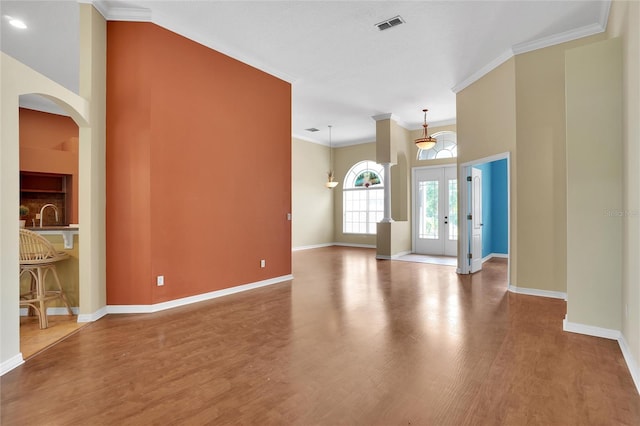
343,161 -> 384,235
418,131 -> 457,160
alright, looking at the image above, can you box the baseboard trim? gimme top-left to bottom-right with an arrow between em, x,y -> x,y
563,317 -> 621,340
292,243 -> 334,251
0,353 -> 24,376
77,306 -> 108,323
619,334 -> 640,395
333,243 -> 376,249
508,284 -> 567,300
20,307 -> 79,316
376,250 -> 412,260
107,274 -> 294,315
563,317 -> 640,395
482,253 -> 508,263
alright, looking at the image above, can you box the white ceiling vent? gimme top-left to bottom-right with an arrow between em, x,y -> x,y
375,16 -> 405,31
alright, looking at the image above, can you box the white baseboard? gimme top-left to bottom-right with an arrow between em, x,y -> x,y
107,274 -> 293,314
563,317 -> 621,339
20,307 -> 79,316
508,284 -> 567,300
482,253 -> 508,263
292,243 -> 334,251
376,250 -> 412,260
333,243 -> 376,249
563,317 -> 640,395
293,243 -> 376,251
619,334 -> 640,395
0,353 -> 24,376
77,306 -> 108,323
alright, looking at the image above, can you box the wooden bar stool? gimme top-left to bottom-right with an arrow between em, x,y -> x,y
19,229 -> 73,329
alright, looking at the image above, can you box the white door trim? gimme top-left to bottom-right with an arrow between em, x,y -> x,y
459,152 -> 511,285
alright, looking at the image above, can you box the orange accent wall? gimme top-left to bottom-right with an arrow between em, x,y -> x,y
19,108 -> 79,223
106,22 -> 292,305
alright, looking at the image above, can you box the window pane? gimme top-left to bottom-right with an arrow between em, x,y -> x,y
419,180 -> 438,239
342,161 -> 386,235
448,179 -> 458,241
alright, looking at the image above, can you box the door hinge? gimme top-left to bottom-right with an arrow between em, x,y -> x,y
467,176 -> 472,182
467,214 -> 472,220
467,253 -> 473,259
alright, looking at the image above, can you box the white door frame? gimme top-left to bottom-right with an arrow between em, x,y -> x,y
458,152 -> 511,284
411,164 -> 457,255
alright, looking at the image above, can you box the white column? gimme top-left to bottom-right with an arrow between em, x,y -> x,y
380,162 -> 394,223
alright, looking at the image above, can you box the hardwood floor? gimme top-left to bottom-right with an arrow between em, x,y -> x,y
2,247 -> 639,425
20,315 -> 86,359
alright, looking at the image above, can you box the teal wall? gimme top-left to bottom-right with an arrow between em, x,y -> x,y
474,159 -> 508,258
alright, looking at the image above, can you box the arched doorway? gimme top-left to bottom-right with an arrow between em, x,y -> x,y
0,52 -> 96,374
18,94 -> 82,357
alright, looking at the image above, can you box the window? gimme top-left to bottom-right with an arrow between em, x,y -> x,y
417,131 -> 457,160
343,161 -> 384,235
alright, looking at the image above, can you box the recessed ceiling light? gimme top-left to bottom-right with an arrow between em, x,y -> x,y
305,128 -> 320,132
5,15 -> 27,29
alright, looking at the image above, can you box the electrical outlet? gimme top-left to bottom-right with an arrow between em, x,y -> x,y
260,259 -> 266,268
157,275 -> 164,286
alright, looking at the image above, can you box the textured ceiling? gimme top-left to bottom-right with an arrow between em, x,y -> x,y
1,1 -> 609,146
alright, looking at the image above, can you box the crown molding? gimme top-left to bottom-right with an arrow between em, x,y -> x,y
90,1 -> 152,22
292,133 -> 325,146
88,1 -> 296,83
512,22 -> 605,55
599,0 -> 612,30
429,118 -> 457,128
371,113 -> 395,122
452,0 -> 610,94
452,49 -> 514,94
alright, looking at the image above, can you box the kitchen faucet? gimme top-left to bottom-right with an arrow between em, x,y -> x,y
39,204 -> 59,227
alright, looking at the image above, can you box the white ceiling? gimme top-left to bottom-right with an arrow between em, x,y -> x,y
1,0 -> 609,146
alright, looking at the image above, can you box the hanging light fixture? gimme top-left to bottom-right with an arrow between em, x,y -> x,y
326,125 -> 339,189
414,108 -> 437,150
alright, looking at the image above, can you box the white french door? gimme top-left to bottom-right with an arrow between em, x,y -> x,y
413,166 -> 458,256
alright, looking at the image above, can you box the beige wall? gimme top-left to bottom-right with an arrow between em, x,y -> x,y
0,52 -> 90,372
456,58 -> 517,280
292,137 -> 334,249
515,33 -> 605,293
78,4 -> 107,317
333,142 -> 377,246
1,4 -> 105,374
566,37 -> 622,330
390,120 -> 411,223
608,0 -> 640,375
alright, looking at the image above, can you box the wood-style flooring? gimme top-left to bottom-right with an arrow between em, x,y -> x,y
2,247 -> 639,425
20,315 -> 86,359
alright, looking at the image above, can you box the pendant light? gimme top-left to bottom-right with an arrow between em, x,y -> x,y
325,125 -> 339,189
415,108 -> 437,150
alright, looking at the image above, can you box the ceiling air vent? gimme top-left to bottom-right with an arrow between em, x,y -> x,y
376,15 -> 405,31
305,128 -> 320,132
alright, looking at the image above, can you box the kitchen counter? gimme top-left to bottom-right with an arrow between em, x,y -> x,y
26,225 -> 79,249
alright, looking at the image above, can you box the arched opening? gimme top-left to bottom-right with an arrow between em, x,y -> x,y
18,94 -> 82,357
